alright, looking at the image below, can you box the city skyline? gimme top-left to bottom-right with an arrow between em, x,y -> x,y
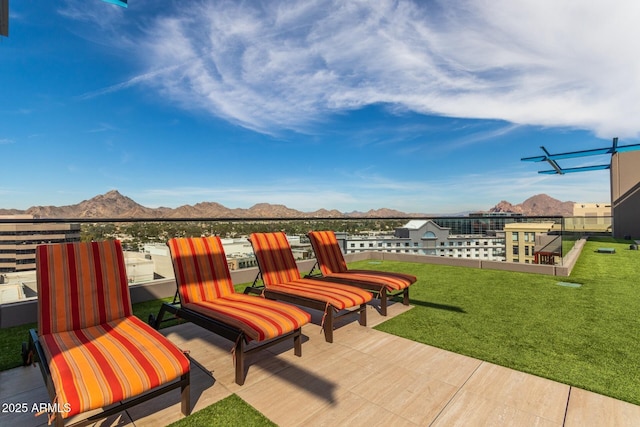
2,1 -> 638,213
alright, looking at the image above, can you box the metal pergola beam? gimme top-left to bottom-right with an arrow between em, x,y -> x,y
522,137 -> 640,175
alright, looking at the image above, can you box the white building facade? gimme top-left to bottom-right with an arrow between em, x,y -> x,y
339,220 -> 506,261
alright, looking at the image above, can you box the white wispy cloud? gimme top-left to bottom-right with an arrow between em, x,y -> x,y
76,66 -> 182,100
114,0 -> 640,138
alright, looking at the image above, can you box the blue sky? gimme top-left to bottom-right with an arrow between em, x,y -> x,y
2,0 -> 639,214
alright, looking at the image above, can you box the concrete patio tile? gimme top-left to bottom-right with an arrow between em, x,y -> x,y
0,384 -> 52,427
236,362 -> 346,426
0,363 -> 44,398
401,344 -> 482,387
460,362 -> 570,423
349,366 -> 459,425
66,412 -> 134,427
431,389 -> 562,427
565,387 -> 640,427
126,363 -> 227,427
297,389 -> 419,427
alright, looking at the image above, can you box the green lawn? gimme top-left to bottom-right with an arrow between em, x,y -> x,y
168,394 -> 275,427
367,237 -> 640,405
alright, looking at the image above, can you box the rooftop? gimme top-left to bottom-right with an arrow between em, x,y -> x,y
1,233 -> 639,426
2,302 -> 639,426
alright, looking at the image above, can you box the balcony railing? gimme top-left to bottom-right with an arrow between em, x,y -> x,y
0,215 -> 611,328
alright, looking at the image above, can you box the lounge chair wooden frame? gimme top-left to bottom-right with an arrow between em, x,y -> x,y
306,267 -> 409,316
244,282 -> 366,343
247,232 -> 372,343
151,298 -> 302,386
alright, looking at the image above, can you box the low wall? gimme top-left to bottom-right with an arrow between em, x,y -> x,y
0,244 -> 584,328
343,238 -> 586,277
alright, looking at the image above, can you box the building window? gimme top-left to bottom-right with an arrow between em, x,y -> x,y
525,246 -> 529,256
513,247 -> 519,255
512,232 -> 519,241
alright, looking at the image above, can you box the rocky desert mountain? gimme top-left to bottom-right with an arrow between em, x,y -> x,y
0,190 -> 574,219
489,194 -> 574,216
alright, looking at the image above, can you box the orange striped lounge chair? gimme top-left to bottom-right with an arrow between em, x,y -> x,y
308,230 -> 416,316
27,241 -> 190,426
153,237 -> 311,385
248,232 -> 373,343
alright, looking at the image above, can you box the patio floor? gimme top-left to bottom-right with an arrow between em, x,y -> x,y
2,301 -> 640,426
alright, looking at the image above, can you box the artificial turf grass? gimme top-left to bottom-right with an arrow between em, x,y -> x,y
365,239 -> 640,405
0,322 -> 34,371
168,394 -> 275,427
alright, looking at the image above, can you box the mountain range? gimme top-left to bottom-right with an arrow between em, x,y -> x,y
0,190 -> 574,219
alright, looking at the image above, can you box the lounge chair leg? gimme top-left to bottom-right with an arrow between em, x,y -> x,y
54,412 -> 64,427
403,288 -> 409,305
294,328 -> 302,357
153,303 -> 169,329
359,303 -> 367,326
380,288 -> 388,317
181,370 -> 191,416
324,307 -> 334,343
235,338 -> 246,385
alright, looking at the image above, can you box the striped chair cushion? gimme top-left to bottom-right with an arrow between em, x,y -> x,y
40,316 -> 190,419
37,241 -> 131,335
322,270 -> 416,291
250,232 -> 302,285
168,236 -> 235,303
266,278 -> 372,310
184,293 -> 310,342
169,236 -> 310,341
308,230 -> 349,275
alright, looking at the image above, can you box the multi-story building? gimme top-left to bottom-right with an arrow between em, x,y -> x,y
0,215 -> 81,273
143,238 -> 261,273
338,220 -> 506,261
573,202 -> 611,218
564,202 -> 612,233
438,212 -> 524,235
504,222 -> 561,264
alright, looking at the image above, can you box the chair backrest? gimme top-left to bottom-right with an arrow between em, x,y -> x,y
36,240 -> 132,335
168,236 -> 235,304
249,232 -> 301,286
308,231 -> 348,275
